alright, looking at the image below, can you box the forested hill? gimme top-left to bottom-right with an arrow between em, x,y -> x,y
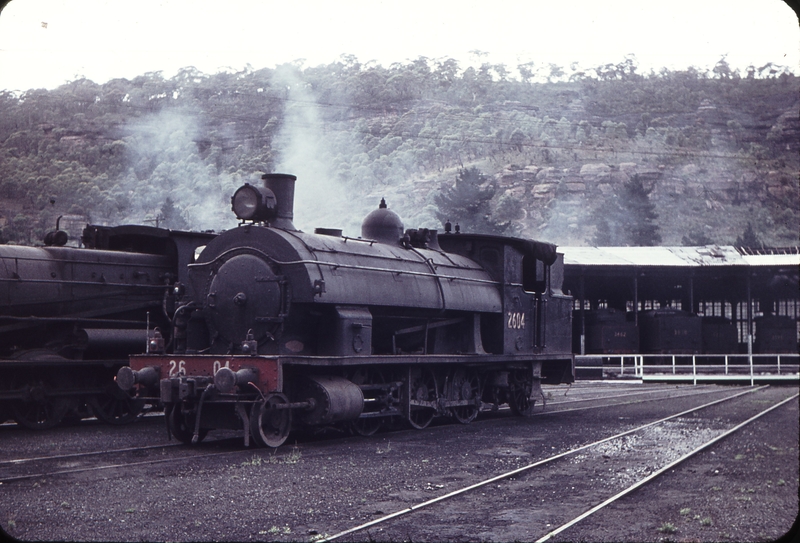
0,56 -> 797,247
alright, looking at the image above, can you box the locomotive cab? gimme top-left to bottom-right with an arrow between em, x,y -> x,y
437,233 -> 574,384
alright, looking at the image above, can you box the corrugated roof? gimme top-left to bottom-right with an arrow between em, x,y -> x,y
561,245 -> 752,267
741,253 -> 800,267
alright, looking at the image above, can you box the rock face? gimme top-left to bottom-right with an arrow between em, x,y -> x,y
486,147 -> 797,247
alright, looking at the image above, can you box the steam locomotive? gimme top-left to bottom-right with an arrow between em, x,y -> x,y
118,174 -> 575,447
0,223 -> 213,429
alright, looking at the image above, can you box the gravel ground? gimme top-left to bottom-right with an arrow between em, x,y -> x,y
0,383 -> 796,542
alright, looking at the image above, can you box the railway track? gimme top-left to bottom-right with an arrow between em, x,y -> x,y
1,383 -> 795,543
318,385 -> 797,542
0,384 -> 737,485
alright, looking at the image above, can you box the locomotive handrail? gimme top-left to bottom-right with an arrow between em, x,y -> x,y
189,246 -> 502,287
0,277 -> 170,288
340,235 -> 377,245
0,254 -> 168,266
410,247 -> 447,310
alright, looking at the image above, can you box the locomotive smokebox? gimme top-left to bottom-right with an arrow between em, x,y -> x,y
261,173 -> 297,230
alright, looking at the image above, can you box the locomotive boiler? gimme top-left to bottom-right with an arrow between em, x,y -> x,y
119,173 -> 574,447
0,224 -> 213,429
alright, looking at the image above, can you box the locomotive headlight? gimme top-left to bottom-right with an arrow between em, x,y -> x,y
231,183 -> 278,222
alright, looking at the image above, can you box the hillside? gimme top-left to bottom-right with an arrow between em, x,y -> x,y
0,57 -> 797,247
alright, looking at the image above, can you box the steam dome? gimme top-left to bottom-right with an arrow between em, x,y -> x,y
361,198 -> 404,245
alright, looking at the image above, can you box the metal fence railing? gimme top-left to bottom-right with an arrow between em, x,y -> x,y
575,354 -> 800,385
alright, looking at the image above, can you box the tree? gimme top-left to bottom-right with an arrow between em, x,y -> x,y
681,231 -> 714,246
159,197 -> 188,230
735,222 -> 761,248
592,216 -> 613,246
595,175 -> 662,247
434,167 -> 506,234
618,175 -> 661,246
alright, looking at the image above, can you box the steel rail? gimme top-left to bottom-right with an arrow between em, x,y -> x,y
0,385 -> 769,488
0,445 -> 246,485
317,385 -> 769,542
538,386 -> 739,416
542,384 -> 717,408
0,442 -> 178,468
536,391 -> 799,542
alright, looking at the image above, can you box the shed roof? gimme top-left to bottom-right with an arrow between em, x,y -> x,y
561,246 -> 750,267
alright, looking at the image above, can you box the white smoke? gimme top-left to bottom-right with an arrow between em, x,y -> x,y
271,66 -> 363,235
120,108 -> 240,232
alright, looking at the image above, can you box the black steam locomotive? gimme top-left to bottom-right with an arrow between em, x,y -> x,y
0,223 -> 213,429
119,174 -> 575,447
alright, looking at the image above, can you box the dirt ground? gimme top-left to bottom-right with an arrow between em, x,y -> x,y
0,383 -> 797,542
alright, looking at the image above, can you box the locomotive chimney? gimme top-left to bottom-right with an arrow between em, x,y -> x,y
261,173 -> 297,230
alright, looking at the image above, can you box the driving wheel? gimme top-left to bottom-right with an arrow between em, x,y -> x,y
448,368 -> 481,424
10,351 -> 74,430
89,384 -> 144,425
508,368 -> 536,417
407,368 -> 438,430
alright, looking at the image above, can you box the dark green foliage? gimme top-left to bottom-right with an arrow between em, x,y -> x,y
619,175 -> 661,246
591,175 -> 662,246
735,222 -> 762,248
592,216 -> 613,246
0,57 -> 796,246
159,197 -> 188,230
434,167 -> 501,234
681,231 -> 714,246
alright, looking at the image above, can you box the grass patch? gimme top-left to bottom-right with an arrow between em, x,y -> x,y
679,508 -> 691,516
240,454 -> 263,467
280,445 -> 302,465
700,517 -> 713,526
240,445 -> 302,467
657,522 -> 677,534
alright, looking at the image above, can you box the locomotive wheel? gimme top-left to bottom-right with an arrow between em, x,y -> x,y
448,369 -> 481,424
10,351 -> 74,430
88,385 -> 144,425
11,387 -> 71,430
508,369 -> 536,417
407,368 -> 438,430
250,393 -> 291,448
169,404 -> 207,444
348,368 -> 384,437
